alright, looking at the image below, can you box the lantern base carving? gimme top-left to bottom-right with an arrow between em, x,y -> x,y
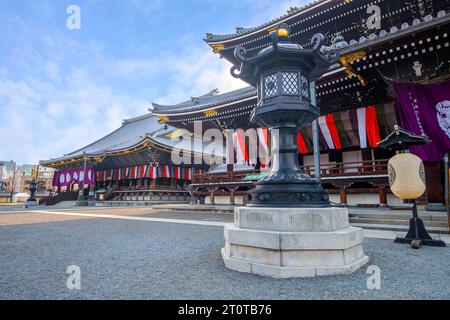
222,207 -> 369,278
247,171 -> 330,207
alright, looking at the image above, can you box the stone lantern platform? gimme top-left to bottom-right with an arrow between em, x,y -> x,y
222,207 -> 369,278
223,29 -> 369,278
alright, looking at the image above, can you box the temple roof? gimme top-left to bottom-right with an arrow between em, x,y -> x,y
340,11 -> 450,55
152,86 -> 256,115
41,9 -> 450,167
204,0 -> 328,43
41,113 -> 220,167
205,1 -> 450,71
157,10 -> 450,117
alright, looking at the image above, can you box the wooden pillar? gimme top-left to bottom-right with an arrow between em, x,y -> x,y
424,162 -> 445,205
378,187 -> 387,207
230,190 -> 235,205
361,149 -> 373,173
210,191 -> 215,205
339,187 -> 347,205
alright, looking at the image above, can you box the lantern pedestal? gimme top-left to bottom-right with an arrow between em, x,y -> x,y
222,207 -> 369,278
24,200 -> 38,207
223,30 -> 369,277
394,201 -> 446,247
25,180 -> 38,207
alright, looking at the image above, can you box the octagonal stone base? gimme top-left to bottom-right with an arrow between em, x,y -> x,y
222,207 -> 369,278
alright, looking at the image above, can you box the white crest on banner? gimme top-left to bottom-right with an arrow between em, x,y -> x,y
66,173 -> 71,183
436,100 -> 450,139
73,172 -> 78,181
59,174 -> 65,184
79,171 -> 85,182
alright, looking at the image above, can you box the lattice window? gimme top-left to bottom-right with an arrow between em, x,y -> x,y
282,72 -> 299,94
263,73 -> 278,98
301,75 -> 310,99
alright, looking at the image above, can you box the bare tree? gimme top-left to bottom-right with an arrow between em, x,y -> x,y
5,165 -> 18,203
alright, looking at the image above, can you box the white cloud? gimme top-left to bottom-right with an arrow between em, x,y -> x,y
0,32 -> 245,164
0,69 -> 146,164
0,1 -> 308,165
153,48 -> 247,104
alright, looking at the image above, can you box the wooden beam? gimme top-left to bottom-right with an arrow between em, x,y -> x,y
339,187 -> 347,205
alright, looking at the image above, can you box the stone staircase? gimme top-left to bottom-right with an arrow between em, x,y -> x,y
349,208 -> 449,234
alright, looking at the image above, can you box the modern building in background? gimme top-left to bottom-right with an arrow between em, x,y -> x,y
0,162 -> 54,203
41,0 -> 450,209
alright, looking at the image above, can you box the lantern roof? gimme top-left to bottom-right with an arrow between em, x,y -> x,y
230,29 -> 339,86
377,125 -> 429,150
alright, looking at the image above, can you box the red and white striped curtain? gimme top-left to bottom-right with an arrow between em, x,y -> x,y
174,166 -> 182,180
162,165 -> 171,178
318,114 -> 342,150
185,168 -> 192,180
233,131 -> 248,164
357,105 -> 381,149
257,128 -> 269,168
96,165 -> 202,182
149,166 -> 158,179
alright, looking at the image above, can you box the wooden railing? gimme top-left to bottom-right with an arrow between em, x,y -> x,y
193,170 -> 258,184
301,159 -> 389,178
108,189 -> 189,202
192,160 -> 389,185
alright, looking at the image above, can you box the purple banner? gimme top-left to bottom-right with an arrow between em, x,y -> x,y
53,166 -> 96,187
394,81 -> 450,162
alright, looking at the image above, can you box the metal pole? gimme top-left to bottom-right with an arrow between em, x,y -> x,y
310,82 -> 321,182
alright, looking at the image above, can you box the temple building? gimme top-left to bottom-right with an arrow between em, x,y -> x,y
41,113 -> 212,204
42,0 -> 450,210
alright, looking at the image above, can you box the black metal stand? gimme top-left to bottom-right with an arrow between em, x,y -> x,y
394,200 -> 446,247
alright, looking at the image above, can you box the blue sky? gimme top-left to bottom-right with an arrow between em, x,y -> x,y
0,0 -> 306,164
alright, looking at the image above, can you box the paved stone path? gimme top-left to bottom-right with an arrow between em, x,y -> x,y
0,207 -> 449,299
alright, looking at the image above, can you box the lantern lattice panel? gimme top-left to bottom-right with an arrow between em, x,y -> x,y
282,72 -> 300,94
263,73 -> 278,98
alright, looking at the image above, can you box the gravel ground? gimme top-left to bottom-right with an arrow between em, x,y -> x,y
0,217 -> 449,300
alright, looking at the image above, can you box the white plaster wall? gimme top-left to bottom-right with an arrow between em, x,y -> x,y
205,192 -> 408,208
205,195 -> 244,205
346,193 -> 380,206
303,154 -> 330,169
329,194 -> 341,204
387,193 -> 409,207
342,151 -> 363,173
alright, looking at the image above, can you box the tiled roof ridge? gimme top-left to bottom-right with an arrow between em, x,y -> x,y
121,111 -> 155,125
152,86 -> 256,112
340,10 -> 449,53
204,0 -> 328,42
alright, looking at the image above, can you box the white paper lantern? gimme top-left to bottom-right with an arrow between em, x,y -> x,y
388,152 -> 426,200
